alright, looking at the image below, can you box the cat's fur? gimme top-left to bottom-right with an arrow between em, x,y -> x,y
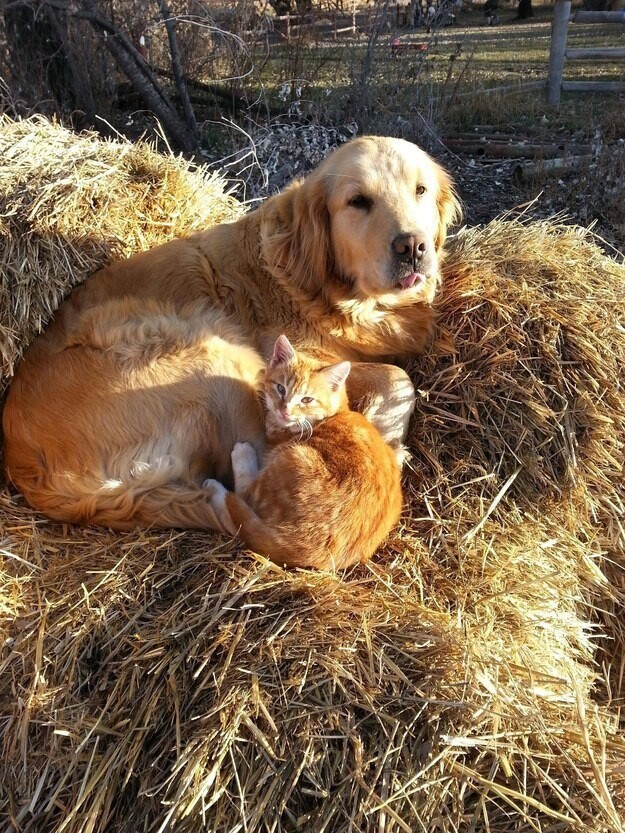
205,336 -> 403,570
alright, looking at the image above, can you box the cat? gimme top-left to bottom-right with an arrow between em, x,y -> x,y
204,335 -> 403,570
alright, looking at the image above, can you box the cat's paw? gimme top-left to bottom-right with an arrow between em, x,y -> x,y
231,442 -> 258,477
202,478 -> 236,535
202,477 -> 226,497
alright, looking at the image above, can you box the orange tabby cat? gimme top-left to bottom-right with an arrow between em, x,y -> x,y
205,335 -> 403,570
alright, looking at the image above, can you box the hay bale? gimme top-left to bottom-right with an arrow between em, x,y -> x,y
1,117 -> 625,833
0,115 -> 242,382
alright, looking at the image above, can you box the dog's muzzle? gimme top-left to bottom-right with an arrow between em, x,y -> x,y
390,232 -> 436,289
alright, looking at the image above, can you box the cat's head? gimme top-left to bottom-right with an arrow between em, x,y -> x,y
263,335 -> 351,439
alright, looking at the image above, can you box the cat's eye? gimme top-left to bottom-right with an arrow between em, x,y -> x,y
276,383 -> 286,396
301,396 -> 314,404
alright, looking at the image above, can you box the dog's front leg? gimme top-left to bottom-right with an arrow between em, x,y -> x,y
346,363 -> 416,450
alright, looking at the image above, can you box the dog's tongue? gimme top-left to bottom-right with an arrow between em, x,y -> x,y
400,272 -> 425,289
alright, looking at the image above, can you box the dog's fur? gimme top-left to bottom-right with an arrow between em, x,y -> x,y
3,136 -> 460,531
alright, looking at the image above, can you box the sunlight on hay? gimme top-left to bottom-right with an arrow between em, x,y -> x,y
1,117 -> 625,833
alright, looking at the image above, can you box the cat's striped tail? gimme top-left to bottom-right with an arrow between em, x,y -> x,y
225,492 -> 328,569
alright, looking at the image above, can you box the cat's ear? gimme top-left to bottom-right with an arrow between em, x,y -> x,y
320,361 -> 351,391
270,335 -> 296,367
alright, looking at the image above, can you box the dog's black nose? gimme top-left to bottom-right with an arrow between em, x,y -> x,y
392,233 -> 428,262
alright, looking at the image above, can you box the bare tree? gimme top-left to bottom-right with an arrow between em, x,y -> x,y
157,0 -> 198,140
4,0 -> 199,151
3,1 -> 96,119
516,0 -> 534,18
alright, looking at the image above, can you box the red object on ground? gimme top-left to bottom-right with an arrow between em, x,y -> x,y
391,39 -> 429,53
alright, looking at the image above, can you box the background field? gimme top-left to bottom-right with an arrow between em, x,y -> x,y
2,0 -> 624,247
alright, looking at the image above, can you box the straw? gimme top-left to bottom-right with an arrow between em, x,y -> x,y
1,116 -> 624,833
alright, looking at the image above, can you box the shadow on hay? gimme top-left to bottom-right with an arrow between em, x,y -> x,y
0,229 -> 128,392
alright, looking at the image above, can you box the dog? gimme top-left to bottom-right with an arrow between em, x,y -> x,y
2,136 -> 461,532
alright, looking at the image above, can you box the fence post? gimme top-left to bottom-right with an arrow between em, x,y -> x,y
547,0 -> 572,107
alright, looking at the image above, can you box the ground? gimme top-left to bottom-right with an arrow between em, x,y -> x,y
197,3 -> 625,252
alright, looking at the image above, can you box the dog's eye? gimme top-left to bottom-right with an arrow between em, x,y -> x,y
348,194 -> 372,211
301,396 -> 314,404
416,185 -> 427,196
276,383 -> 286,396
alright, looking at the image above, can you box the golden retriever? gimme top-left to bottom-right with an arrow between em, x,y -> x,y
2,135 -> 460,531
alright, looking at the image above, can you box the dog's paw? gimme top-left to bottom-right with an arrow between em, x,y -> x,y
389,440 -> 412,469
231,442 -> 258,477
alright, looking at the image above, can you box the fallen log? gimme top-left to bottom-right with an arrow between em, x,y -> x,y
513,154 -> 592,182
444,137 -> 589,160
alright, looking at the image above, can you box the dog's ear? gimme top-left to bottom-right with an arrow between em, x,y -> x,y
434,164 -> 462,251
263,174 -> 334,293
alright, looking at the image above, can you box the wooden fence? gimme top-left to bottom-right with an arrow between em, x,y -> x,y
547,0 -> 625,106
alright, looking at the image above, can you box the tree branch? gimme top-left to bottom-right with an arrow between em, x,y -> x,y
40,0 -> 198,152
158,0 -> 198,139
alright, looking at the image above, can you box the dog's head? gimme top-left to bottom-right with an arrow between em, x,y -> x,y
263,136 -> 461,306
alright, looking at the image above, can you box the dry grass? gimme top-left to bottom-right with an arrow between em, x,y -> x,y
0,115 -> 242,382
1,116 -> 625,833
